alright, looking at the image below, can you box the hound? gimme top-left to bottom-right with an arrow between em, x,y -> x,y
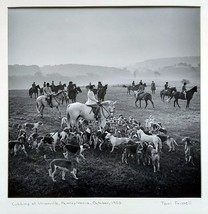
137,129 -> 162,153
166,136 -> 178,152
23,121 -> 43,132
182,137 -> 194,165
38,132 -> 61,152
9,135 -> 28,157
61,117 -> 68,129
121,141 -> 139,164
62,140 -> 90,160
105,133 -> 130,152
146,144 -> 160,173
44,155 -> 79,182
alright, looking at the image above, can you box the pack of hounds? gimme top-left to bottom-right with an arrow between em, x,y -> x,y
9,114 -> 195,182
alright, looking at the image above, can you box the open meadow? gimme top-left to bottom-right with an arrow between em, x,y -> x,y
8,83 -> 200,197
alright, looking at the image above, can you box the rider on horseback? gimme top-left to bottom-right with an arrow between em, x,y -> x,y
43,83 -> 53,108
67,81 -> 76,93
51,81 -> 55,92
136,83 -> 145,97
182,82 -> 187,99
86,85 -> 101,120
97,81 -> 103,91
32,82 -> 36,89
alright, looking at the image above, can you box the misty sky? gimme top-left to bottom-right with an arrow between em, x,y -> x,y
8,7 -> 200,67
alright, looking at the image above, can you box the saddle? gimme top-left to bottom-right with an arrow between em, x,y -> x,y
87,105 -> 101,120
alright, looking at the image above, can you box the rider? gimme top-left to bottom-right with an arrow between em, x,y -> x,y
43,82 -> 53,108
136,83 -> 145,97
67,81 -> 75,95
139,80 -> 143,86
182,82 -> 187,99
51,81 -> 55,92
97,81 -> 103,93
85,85 -> 100,120
132,81 -> 135,87
43,82 -> 46,87
32,82 -> 36,89
151,81 -> 156,94
164,82 -> 169,90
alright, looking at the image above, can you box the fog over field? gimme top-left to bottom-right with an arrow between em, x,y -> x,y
9,56 -> 200,89
8,8 -> 200,89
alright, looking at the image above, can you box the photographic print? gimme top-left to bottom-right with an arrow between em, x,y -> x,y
8,7 -> 200,198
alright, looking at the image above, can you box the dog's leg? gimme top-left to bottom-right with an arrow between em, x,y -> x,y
99,141 -> 103,151
152,160 -> 156,173
80,153 -> 86,160
157,157 -> 160,172
110,145 -> 115,153
71,168 -> 78,180
52,142 -> 56,152
62,170 -> 66,180
51,167 -> 57,182
21,145 -> 28,157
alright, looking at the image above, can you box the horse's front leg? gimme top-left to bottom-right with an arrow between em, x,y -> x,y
186,99 -> 190,108
56,106 -> 61,118
135,98 -> 138,108
145,100 -> 148,108
176,99 -> 180,108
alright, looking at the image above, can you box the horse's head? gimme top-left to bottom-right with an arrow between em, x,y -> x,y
36,85 -> 40,89
194,86 -> 197,92
101,100 -> 117,117
76,87 -> 82,93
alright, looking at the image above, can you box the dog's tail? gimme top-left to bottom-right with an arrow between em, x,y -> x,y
43,154 -> 52,163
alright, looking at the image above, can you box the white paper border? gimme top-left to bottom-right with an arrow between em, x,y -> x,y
1,0 -> 208,214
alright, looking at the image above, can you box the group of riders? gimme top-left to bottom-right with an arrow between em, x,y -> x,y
31,81 -> 105,120
132,80 -> 187,99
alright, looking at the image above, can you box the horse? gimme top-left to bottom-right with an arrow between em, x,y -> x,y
97,84 -> 108,101
63,87 -> 82,104
127,83 -> 147,95
160,87 -> 177,102
29,85 -> 40,98
169,86 -> 197,108
66,100 -> 117,129
36,91 -> 65,118
134,92 -> 154,108
51,84 -> 66,93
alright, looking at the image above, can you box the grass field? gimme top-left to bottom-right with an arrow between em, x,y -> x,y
8,84 -> 200,197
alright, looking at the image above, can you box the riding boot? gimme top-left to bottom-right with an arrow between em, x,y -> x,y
49,95 -> 53,108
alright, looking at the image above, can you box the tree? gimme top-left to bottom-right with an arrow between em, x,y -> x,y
181,79 -> 190,84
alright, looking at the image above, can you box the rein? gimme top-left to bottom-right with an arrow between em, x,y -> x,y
100,104 -> 113,119
53,91 -> 64,105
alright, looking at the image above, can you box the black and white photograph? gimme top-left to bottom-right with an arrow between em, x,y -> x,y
1,0 -> 208,213
7,6 -> 202,198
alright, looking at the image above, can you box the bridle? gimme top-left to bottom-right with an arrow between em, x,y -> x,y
100,104 -> 115,119
53,91 -> 65,105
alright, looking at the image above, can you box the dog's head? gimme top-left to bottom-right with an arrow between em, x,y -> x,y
37,121 -> 43,126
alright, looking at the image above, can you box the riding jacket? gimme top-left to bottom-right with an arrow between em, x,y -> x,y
43,86 -> 52,96
182,85 -> 187,93
85,90 -> 98,106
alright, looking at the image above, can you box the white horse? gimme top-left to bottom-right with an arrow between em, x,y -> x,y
137,129 -> 162,152
66,100 -> 117,128
36,91 -> 65,118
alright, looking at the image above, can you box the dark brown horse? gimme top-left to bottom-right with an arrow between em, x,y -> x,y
160,87 -> 177,102
97,84 -> 108,101
127,83 -> 147,95
135,92 -> 154,108
51,84 -> 66,93
63,87 -> 82,104
170,86 -> 197,108
29,85 -> 40,98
